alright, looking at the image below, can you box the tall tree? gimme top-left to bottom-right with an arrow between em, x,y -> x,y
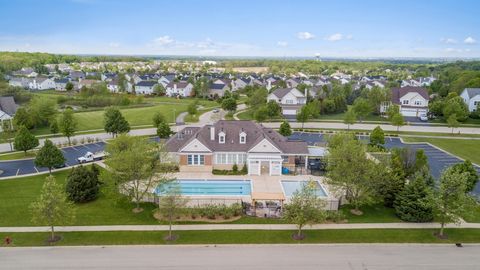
279,121 -> 292,136
283,180 -> 326,240
187,101 -> 198,116
430,167 -> 476,238
369,126 -> 385,148
343,108 -> 357,130
102,135 -> 173,212
157,182 -> 189,241
394,172 -> 433,222
391,113 -> 405,132
153,84 -> 166,96
451,160 -> 479,192
34,139 -> 65,174
447,114 -> 459,134
221,97 -> 237,113
66,165 -> 100,203
59,108 -> 77,145
157,121 -> 172,139
14,125 -> 39,155
152,112 -> 166,128
352,97 -> 372,122
30,175 -> 75,242
296,105 -> 311,129
103,107 -> 130,137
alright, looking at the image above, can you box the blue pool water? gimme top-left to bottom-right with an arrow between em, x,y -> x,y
155,179 -> 252,196
281,180 -> 327,197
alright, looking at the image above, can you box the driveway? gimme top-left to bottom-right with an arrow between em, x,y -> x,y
0,142 -> 106,178
289,132 -> 480,195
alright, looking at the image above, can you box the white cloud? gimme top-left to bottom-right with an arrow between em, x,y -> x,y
154,35 -> 174,46
464,36 -> 477,44
277,41 -> 288,47
108,42 -> 120,48
325,33 -> 352,42
297,32 -> 315,40
441,38 -> 457,44
445,48 -> 466,53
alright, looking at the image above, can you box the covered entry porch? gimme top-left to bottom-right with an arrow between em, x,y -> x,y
247,154 -> 282,176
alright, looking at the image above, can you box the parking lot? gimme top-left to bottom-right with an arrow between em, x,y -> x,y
289,132 -> 480,196
0,142 -> 106,178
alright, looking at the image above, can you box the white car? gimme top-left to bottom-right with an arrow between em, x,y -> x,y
212,109 -> 219,113
77,151 -> 107,163
419,115 -> 428,121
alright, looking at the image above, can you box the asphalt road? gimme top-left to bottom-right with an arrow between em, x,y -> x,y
1,244 -> 478,270
0,142 -> 106,178
289,132 -> 480,195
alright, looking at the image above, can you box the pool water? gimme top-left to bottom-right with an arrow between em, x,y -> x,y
281,180 -> 327,197
155,179 -> 252,196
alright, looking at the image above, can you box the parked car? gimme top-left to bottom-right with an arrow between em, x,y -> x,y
213,109 -> 219,113
419,114 -> 428,122
77,151 -> 107,163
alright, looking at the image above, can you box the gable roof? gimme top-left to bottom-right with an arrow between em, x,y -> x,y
391,86 -> 429,104
136,81 -> 157,87
167,81 -> 190,88
0,96 -> 19,116
166,120 -> 308,154
270,88 -> 304,99
463,88 -> 480,99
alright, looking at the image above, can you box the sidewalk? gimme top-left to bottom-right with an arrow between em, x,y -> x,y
1,222 -> 479,233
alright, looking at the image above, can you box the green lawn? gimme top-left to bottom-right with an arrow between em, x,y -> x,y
236,110 -> 254,120
3,229 -> 480,246
340,203 -> 402,223
464,204 -> 480,223
402,137 -> 480,165
0,151 -> 36,161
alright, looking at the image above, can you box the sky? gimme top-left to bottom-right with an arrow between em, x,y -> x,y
0,0 -> 479,58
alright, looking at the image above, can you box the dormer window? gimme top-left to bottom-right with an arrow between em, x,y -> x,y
239,131 -> 246,144
219,131 -> 225,144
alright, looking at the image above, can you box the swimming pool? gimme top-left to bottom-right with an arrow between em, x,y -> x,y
155,179 -> 252,196
281,180 -> 327,197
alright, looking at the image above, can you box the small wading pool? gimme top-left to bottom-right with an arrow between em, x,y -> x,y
281,180 -> 327,197
155,179 -> 252,196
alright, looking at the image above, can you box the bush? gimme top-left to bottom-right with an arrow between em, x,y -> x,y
212,169 -> 246,175
65,165 -> 100,203
325,211 -> 346,223
232,163 -> 238,172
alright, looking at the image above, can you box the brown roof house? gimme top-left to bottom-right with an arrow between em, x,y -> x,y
165,120 -> 308,176
381,86 -> 430,117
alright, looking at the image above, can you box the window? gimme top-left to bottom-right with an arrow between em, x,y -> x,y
187,154 -> 204,166
474,101 -> 480,106
402,100 -> 409,105
286,99 -> 294,104
215,153 -> 247,165
219,132 -> 225,144
281,155 -> 289,163
239,132 -> 246,144
414,100 -> 422,106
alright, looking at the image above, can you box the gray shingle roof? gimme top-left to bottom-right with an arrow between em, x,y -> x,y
0,96 -> 19,116
464,88 -> 480,99
391,86 -> 429,104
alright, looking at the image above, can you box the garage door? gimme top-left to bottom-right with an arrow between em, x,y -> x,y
283,109 -> 297,115
401,109 -> 418,117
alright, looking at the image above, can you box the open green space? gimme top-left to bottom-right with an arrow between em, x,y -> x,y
340,203 -> 402,223
402,137 -> 480,165
2,229 -> 480,246
0,151 -> 36,161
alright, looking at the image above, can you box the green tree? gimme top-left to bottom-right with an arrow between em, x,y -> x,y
254,105 -> 269,122
50,121 -> 59,134
59,108 -> 77,144
65,81 -> 74,95
451,160 -> 479,192
29,97 -> 58,127
221,97 -> 237,113
187,101 -> 198,116
13,107 -> 34,129
14,125 -> 39,155
296,105 -> 311,129
34,139 -> 65,174
266,100 -> 281,118
152,112 -> 166,128
367,86 -> 388,114
30,175 -> 75,242
157,121 -> 172,139
343,108 -> 356,130
415,149 -> 429,171
104,107 -> 130,137
1,119 -> 15,151
157,182 -> 189,241
430,167 -> 476,238
391,113 -> 405,131
66,165 -> 100,203
153,84 -> 166,96
394,172 -> 433,222
369,126 -> 385,147
352,97 -> 372,121
443,96 -> 469,122
279,121 -> 292,136
283,180 -> 326,240
446,114 -> 459,134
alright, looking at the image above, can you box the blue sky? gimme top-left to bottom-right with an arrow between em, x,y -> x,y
0,0 -> 479,58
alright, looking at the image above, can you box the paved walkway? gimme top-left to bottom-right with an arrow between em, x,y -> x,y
1,222 -> 479,233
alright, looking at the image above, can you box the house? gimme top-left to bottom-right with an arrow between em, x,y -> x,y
165,120 -> 309,176
267,88 -> 307,116
54,78 -> 70,91
12,68 -> 37,77
78,79 -> 100,89
209,82 -> 230,98
8,77 -> 30,88
29,77 -> 56,90
107,78 -> 120,93
232,78 -> 251,91
135,81 -> 157,95
286,78 -> 301,88
0,96 -> 19,125
69,71 -> 85,81
158,74 -> 176,87
382,87 -> 429,117
460,88 -> 480,112
166,81 -> 193,97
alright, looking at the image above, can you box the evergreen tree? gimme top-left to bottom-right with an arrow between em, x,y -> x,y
369,126 -> 385,147
279,121 -> 292,136
394,172 -> 433,222
157,121 -> 172,139
34,139 -> 65,174
14,125 -> 39,155
104,107 -> 130,137
66,165 -> 100,203
152,112 -> 166,128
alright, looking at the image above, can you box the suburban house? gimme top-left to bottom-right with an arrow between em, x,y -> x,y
166,81 -> 194,97
135,80 -> 157,95
232,78 -> 251,91
165,120 -> 309,176
209,82 -> 230,98
381,86 -> 430,117
460,88 -> 480,112
8,77 -> 30,88
12,68 -> 37,77
54,78 -> 69,91
0,96 -> 19,127
107,78 -> 120,93
267,88 -> 307,116
78,79 -> 100,89
28,77 -> 56,90
69,71 -> 85,81
158,74 -> 177,87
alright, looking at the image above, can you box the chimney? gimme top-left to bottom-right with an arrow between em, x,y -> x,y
210,126 -> 215,141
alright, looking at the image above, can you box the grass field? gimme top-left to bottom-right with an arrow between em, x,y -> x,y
402,137 -> 480,165
0,150 -> 36,160
3,229 -> 480,246
340,203 -> 402,223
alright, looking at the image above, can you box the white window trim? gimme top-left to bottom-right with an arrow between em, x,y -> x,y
187,154 -> 205,166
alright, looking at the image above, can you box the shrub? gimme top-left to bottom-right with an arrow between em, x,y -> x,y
232,163 -> 238,172
65,165 -> 100,203
326,211 -> 346,223
241,164 -> 248,174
